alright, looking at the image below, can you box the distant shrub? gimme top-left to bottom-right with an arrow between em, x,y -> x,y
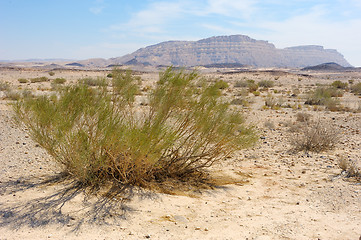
214,80 -> 229,89
258,80 -> 274,88
79,77 -> 108,86
264,94 -> 283,109
295,112 -> 312,122
53,78 -> 67,84
106,73 -> 113,78
48,71 -> 55,76
305,87 -> 343,110
14,67 -> 257,188
289,120 -> 339,152
331,80 -> 348,89
30,76 -> 49,83
248,83 -> 259,92
0,81 -> 10,91
351,82 -> 361,95
230,97 -> 249,106
18,78 -> 28,84
338,156 -> 361,181
252,91 -> 260,96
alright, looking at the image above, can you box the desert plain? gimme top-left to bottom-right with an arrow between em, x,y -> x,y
0,66 -> 360,240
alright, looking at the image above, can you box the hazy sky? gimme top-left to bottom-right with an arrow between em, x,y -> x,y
1,0 -> 361,66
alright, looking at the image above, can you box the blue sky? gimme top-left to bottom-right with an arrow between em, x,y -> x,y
1,0 -> 361,66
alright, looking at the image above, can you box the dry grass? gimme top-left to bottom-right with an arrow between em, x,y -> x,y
289,120 -> 339,152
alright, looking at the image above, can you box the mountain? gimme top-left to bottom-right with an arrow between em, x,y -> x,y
302,62 -> 348,71
109,35 -> 351,68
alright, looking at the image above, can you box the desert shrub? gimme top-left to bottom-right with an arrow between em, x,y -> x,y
30,76 -> 49,83
234,80 -> 249,88
14,67 -> 257,188
264,120 -> 275,129
48,71 -> 55,76
331,80 -> 348,89
338,156 -> 361,180
252,91 -> 260,96
230,97 -> 249,106
264,94 -> 283,109
289,120 -> 339,152
5,90 -> 21,100
305,87 -> 342,110
295,112 -> 311,122
79,77 -> 108,86
18,78 -> 28,83
351,82 -> 361,95
214,80 -> 229,89
0,81 -> 10,91
53,78 -> 67,84
248,83 -> 259,92
258,80 -> 274,88
106,73 -> 113,78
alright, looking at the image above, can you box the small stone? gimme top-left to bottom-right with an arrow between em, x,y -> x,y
145,234 -> 151,238
204,227 -> 209,231
195,227 -> 201,230
174,215 -> 188,223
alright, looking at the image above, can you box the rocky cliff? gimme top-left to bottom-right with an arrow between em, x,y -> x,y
110,35 -> 351,68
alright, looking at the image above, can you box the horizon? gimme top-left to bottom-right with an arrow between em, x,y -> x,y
1,1 -> 361,67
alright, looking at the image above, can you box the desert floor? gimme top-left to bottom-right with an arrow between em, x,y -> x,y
0,67 -> 360,240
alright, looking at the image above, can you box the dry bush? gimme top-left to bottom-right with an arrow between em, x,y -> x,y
305,87 -> 343,111
351,82 -> 361,95
289,120 -> 339,152
331,80 -> 348,89
264,120 -> 275,130
0,81 -> 10,91
258,80 -> 274,88
18,78 -> 28,83
30,76 -> 49,83
79,77 -> 108,86
230,97 -> 249,106
53,78 -> 67,84
338,156 -> 361,181
295,112 -> 312,122
14,67 -> 257,188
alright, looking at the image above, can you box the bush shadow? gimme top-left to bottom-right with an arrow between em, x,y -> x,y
0,173 -> 156,232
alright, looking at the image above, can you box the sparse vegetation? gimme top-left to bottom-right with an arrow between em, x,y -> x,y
258,80 -> 274,88
53,78 -> 67,84
48,71 -> 55,76
295,112 -> 311,122
230,97 -> 249,106
79,77 -> 108,86
0,81 -> 10,91
14,67 -> 257,188
18,78 -> 28,84
331,80 -> 348,89
305,87 -> 343,111
214,79 -> 229,89
30,76 -> 49,83
338,156 -> 360,181
351,82 -> 361,95
289,120 -> 339,152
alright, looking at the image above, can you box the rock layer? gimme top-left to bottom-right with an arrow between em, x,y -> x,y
110,35 -> 351,68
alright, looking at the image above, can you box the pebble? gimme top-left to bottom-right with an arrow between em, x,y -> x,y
174,215 -> 188,223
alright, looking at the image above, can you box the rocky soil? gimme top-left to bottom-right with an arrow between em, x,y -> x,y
0,68 -> 360,239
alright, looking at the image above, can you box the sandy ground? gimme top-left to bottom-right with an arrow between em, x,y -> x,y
0,68 -> 360,239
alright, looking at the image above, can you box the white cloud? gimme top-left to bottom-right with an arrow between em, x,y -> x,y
203,0 -> 256,19
89,0 -> 105,15
109,1 -> 186,34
